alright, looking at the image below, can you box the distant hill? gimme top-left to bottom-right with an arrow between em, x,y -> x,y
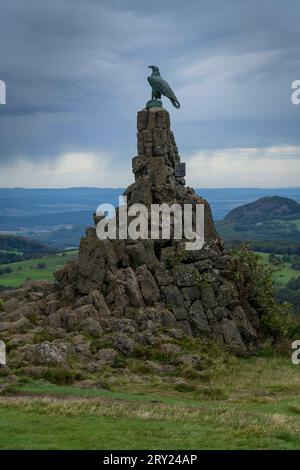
0,210 -> 93,230
0,234 -> 55,264
224,196 -> 300,223
216,196 -> 300,246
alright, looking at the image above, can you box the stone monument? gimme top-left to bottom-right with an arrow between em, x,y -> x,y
0,72 -> 262,376
52,105 -> 259,355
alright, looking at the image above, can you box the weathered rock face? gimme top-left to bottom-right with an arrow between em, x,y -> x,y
0,107 -> 262,372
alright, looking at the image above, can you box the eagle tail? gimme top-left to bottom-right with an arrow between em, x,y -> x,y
170,98 -> 180,109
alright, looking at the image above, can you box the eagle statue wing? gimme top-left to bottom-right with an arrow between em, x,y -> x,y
148,75 -> 180,109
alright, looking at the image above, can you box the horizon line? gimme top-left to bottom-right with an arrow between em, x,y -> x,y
0,186 -> 299,191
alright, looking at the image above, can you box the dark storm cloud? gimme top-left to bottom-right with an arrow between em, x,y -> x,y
0,0 -> 299,172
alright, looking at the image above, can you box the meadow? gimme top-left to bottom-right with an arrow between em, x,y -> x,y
256,252 -> 299,287
2,355 -> 300,449
0,250 -> 77,288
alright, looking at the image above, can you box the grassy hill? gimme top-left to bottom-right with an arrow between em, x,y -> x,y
224,196 -> 300,223
0,250 -> 77,288
0,234 -> 55,264
216,196 -> 300,244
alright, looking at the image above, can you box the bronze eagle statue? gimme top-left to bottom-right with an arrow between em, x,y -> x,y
147,65 -> 180,109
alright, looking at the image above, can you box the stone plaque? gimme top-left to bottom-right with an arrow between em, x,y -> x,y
175,162 -> 186,177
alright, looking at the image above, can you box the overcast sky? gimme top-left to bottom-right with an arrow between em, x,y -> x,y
0,0 -> 299,188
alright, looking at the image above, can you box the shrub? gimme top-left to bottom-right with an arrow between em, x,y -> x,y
26,311 -> 38,325
276,276 -> 300,314
181,366 -> 200,380
42,367 -> 75,385
199,387 -> 227,400
90,337 -> 113,354
133,344 -> 175,364
256,340 -> 276,357
112,355 -> 127,369
36,262 -> 47,270
0,367 -> 10,377
33,331 -> 57,343
174,383 -> 196,393
231,244 -> 300,341
165,246 -> 187,270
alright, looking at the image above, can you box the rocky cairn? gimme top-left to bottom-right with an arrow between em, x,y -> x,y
0,107 -> 261,383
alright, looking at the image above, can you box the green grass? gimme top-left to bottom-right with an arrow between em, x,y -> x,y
273,264 -> 300,287
256,252 -> 299,287
0,406 -> 241,450
290,219 -> 300,229
0,250 -> 77,287
3,356 -> 300,449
